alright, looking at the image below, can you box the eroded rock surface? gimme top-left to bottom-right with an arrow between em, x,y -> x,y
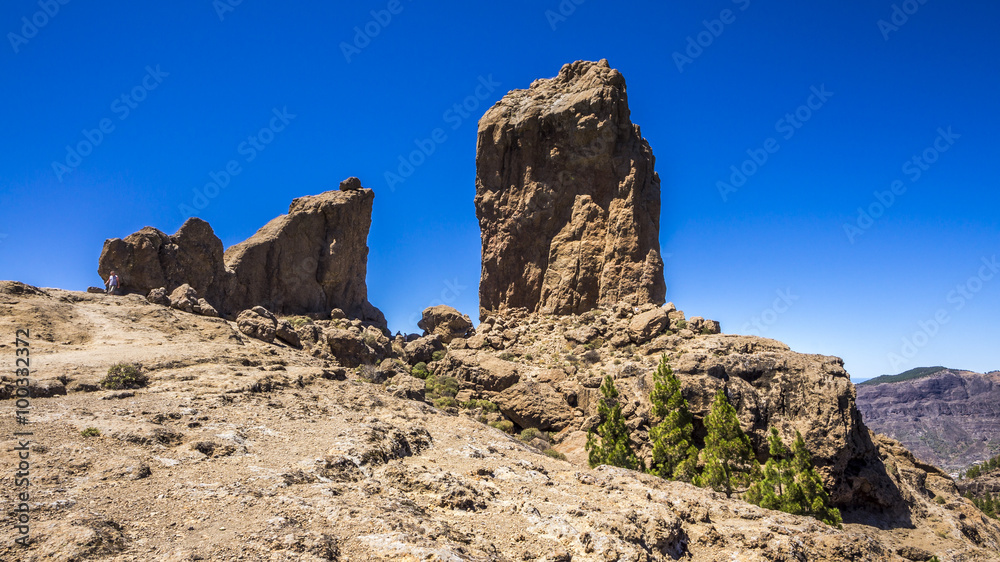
224,187 -> 385,326
476,59 -> 666,320
98,217 -> 227,307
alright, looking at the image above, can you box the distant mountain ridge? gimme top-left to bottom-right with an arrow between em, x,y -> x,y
856,368 -> 1000,473
857,366 -> 949,386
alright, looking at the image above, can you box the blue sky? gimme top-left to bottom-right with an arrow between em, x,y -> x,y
1,1 -> 997,381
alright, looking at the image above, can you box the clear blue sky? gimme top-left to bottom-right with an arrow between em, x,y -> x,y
1,1 -> 997,381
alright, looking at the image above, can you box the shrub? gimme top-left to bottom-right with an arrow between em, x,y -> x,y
433,396 -> 458,409
544,448 -> 567,461
356,364 -> 378,383
430,350 -> 446,362
100,363 -> 148,390
81,427 -> 101,438
462,399 -> 498,413
426,375 -> 459,398
582,349 -> 601,364
523,354 -> 534,361
585,375 -> 643,471
489,420 -> 515,434
935,495 -> 946,505
520,428 -> 543,442
287,316 -> 312,328
411,362 -> 430,379
499,352 -> 516,361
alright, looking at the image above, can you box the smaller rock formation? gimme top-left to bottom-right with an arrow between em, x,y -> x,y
223,186 -> 385,327
418,305 -> 474,343
168,284 -> 199,313
98,217 -> 227,307
237,307 -> 278,343
403,335 -> 445,365
146,287 -> 169,306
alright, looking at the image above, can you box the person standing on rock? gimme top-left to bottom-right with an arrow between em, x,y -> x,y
106,270 -> 120,295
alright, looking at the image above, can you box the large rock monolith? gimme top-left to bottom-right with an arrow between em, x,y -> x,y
475,59 -> 666,320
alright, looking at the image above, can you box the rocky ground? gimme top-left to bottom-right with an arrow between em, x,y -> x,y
857,369 -> 1000,474
2,282 -> 1000,561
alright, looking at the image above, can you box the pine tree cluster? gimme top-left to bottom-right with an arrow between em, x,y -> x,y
584,354 -> 842,527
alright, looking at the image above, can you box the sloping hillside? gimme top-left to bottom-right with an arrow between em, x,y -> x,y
2,282 -> 1000,561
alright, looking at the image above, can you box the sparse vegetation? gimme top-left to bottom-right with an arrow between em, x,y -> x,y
81,427 -> 101,438
519,428 -> 543,442
489,420 -> 515,434
425,375 -> 459,400
675,319 -> 687,330
544,448 -> 567,461
499,352 -> 516,361
586,375 -> 644,471
433,396 -> 458,409
961,452 -> 1000,479
356,364 -> 378,383
286,316 -> 312,328
411,362 -> 430,379
100,363 -> 148,390
462,399 -> 498,412
431,350 -> 446,362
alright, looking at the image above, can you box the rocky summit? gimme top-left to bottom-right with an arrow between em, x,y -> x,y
476,59 -> 666,320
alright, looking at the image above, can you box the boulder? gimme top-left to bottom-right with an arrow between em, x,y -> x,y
196,298 -> 219,318
236,306 -> 278,343
325,328 -> 376,368
475,60 -> 666,320
417,305 -> 474,343
339,176 -> 362,191
168,284 -> 199,313
495,380 -> 576,431
403,334 -> 445,365
223,185 -> 385,327
147,287 -> 169,306
388,375 -> 427,402
275,319 -> 300,348
628,308 -> 668,344
98,217 -> 227,306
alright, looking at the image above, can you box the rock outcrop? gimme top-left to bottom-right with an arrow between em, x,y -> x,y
98,217 -> 227,307
418,305 -> 474,343
223,188 -> 385,327
857,369 -> 1000,473
98,183 -> 385,327
475,59 -> 666,320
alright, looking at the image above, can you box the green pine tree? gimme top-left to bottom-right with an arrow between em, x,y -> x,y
647,355 -> 698,481
746,428 -> 842,527
791,431 -> 842,527
695,388 -> 760,498
586,375 -> 644,471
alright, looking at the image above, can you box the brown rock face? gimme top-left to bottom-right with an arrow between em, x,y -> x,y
856,369 -> 1000,472
98,218 -> 227,306
223,188 -> 384,326
475,59 -> 665,320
